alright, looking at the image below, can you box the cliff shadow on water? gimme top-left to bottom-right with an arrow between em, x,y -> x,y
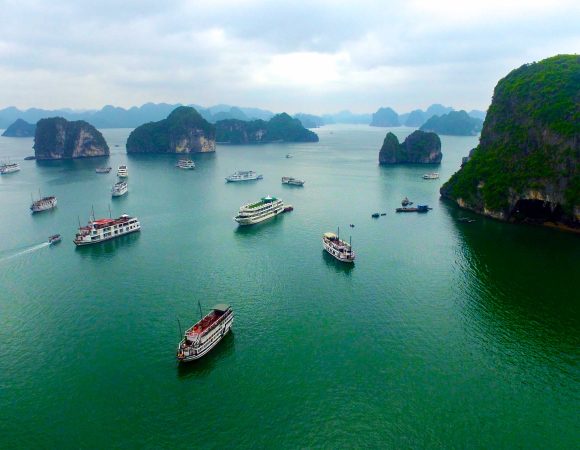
176,332 -> 236,379
440,199 -> 580,370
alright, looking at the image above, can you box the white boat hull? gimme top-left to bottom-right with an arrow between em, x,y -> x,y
178,315 -> 234,362
235,205 -> 284,225
323,239 -> 355,263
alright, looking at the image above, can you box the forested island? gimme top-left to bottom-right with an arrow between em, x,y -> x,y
2,118 -> 36,137
420,110 -> 483,136
215,113 -> 319,144
441,55 -> 579,229
126,106 -> 216,153
34,118 -> 109,159
379,130 -> 442,164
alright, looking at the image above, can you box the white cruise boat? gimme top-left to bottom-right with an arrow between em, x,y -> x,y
95,167 -> 112,174
0,162 -> 21,174
30,194 -> 57,213
177,304 -> 234,362
234,195 -> 285,225
73,214 -> 140,246
176,159 -> 195,170
423,172 -> 439,180
111,180 -> 128,197
117,165 -> 128,178
323,230 -> 355,263
281,176 -> 305,186
225,170 -> 263,182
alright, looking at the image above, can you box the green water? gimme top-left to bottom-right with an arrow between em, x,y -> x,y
0,125 -> 578,448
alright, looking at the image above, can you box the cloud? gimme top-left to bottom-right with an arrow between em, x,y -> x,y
0,0 -> 578,113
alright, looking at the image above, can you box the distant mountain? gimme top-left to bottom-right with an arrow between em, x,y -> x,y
404,110 -> 427,127
468,109 -> 487,120
294,113 -> 324,128
0,103 -> 276,129
2,118 -> 36,137
370,107 -> 400,127
420,110 -> 483,136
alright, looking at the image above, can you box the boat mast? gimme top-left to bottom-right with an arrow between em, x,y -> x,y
198,301 -> 203,320
108,204 -> 112,218
177,318 -> 182,338
337,226 -> 340,241
91,205 -> 95,221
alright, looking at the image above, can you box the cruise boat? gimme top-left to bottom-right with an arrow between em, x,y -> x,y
281,176 -> 305,186
111,180 -> 128,197
323,230 -> 355,263
73,214 -> 140,246
177,304 -> 234,362
48,234 -> 61,245
423,172 -> 439,180
234,195 -> 285,225
95,167 -> 112,174
30,194 -> 57,213
117,165 -> 128,178
0,162 -> 20,174
176,159 -> 195,170
225,170 -> 263,182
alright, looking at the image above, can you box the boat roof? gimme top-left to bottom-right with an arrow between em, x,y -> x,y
324,232 -> 337,239
212,304 -> 230,312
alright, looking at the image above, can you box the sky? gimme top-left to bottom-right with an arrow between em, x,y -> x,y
0,0 -> 578,115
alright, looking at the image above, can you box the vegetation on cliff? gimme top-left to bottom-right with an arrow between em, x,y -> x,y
215,113 -> 319,144
126,106 -> 216,153
2,118 -> 36,137
420,110 -> 483,136
34,118 -> 109,159
379,130 -> 442,164
441,55 -> 579,224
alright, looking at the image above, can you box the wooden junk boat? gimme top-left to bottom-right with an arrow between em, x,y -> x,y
177,304 -> 234,362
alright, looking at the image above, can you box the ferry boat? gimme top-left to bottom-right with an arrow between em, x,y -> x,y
176,159 -> 195,170
117,165 -> 128,178
48,234 -> 61,245
323,230 -> 355,263
111,180 -> 128,197
225,170 -> 263,182
234,195 -> 285,225
30,194 -> 57,213
0,162 -> 20,174
177,304 -> 234,362
423,172 -> 440,180
281,176 -> 305,186
96,167 -> 112,174
73,214 -> 140,246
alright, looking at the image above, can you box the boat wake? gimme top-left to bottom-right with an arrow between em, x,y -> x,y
0,242 -> 50,263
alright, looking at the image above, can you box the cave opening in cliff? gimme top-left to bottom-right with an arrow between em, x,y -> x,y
511,199 -> 563,223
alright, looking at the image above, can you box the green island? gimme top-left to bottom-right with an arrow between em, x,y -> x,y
379,130 -> 442,164
34,117 -> 109,159
126,106 -> 216,153
2,118 -> 36,137
441,54 -> 580,228
420,110 -> 483,136
215,113 -> 319,144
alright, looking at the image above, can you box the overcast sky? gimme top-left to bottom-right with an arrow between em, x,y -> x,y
0,0 -> 578,114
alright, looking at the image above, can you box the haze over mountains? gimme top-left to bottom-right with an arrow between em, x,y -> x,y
0,103 -> 486,130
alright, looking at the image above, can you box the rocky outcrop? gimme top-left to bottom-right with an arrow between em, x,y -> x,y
441,55 -> 580,229
370,107 -> 400,127
126,106 -> 216,153
420,110 -> 483,136
215,113 -> 318,144
379,130 -> 442,164
34,118 -> 109,160
2,118 -> 36,137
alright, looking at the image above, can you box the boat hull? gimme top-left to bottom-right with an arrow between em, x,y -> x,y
323,239 -> 355,263
74,227 -> 140,246
235,206 -> 284,225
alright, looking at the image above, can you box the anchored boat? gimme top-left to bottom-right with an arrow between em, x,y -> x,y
281,176 -> 305,186
423,172 -> 440,180
0,162 -> 20,174
177,304 -> 234,362
74,214 -> 140,246
95,167 -> 112,174
117,165 -> 128,178
234,195 -> 285,225
111,180 -> 128,197
225,170 -> 263,182
176,159 -> 195,170
30,193 -> 57,213
323,229 -> 355,263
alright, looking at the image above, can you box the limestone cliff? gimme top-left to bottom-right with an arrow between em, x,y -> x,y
370,107 -> 400,127
379,130 -> 442,164
34,118 -> 109,160
126,106 -> 216,153
2,118 -> 36,137
420,110 -> 483,136
440,55 -> 580,229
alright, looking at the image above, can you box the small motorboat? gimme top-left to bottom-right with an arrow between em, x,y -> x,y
401,197 -> 413,207
48,234 -> 61,245
349,224 -> 355,228
286,154 -> 293,158
371,213 -> 380,218
283,205 -> 294,213
380,213 -> 386,216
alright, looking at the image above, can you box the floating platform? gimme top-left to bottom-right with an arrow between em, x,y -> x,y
396,205 -> 432,213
